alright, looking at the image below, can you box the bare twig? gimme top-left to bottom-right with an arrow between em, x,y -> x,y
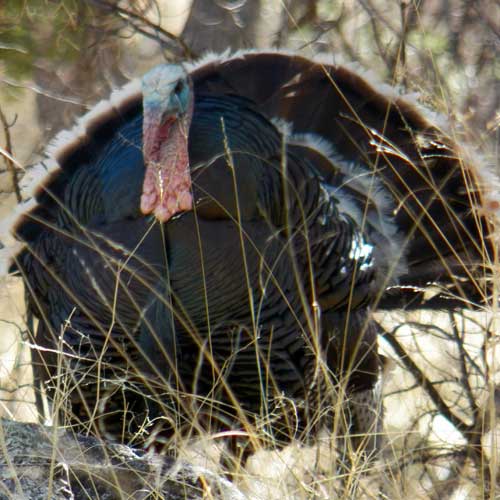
0,107 -> 21,202
381,324 -> 472,434
382,322 -> 492,495
91,0 -> 194,58
398,0 -> 409,86
448,311 -> 481,418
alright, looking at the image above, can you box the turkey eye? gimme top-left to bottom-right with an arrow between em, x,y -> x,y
174,80 -> 184,95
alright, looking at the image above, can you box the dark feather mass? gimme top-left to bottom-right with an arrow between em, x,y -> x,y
1,51 -> 496,463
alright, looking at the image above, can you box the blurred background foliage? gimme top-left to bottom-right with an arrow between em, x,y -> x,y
1,0 -> 498,146
2,0 -> 100,78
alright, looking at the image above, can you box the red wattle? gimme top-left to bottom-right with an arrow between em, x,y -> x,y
141,115 -> 193,222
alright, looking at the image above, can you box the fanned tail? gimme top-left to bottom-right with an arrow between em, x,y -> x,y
189,50 -> 498,307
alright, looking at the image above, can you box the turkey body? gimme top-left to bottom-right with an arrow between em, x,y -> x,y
5,51 -> 495,457
20,91 -> 377,443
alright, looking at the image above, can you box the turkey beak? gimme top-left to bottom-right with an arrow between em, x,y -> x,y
167,95 -> 187,118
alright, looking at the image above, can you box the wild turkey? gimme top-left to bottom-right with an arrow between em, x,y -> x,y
1,50 -> 497,465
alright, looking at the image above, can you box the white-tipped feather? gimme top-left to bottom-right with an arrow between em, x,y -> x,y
316,54 -> 450,132
199,48 -> 453,134
288,132 -> 336,162
184,49 -> 234,73
270,117 -> 293,137
456,143 -> 500,246
80,100 -> 114,127
270,119 -> 406,280
19,159 -> 60,199
0,199 -> 36,237
288,131 -> 407,283
0,198 -> 38,275
186,47 -> 446,134
109,79 -> 141,109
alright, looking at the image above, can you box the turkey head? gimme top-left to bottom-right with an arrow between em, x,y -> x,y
141,64 -> 194,222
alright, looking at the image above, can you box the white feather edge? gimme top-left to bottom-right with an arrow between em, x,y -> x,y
454,143 -> 500,249
1,48 -> 497,277
0,199 -> 37,275
186,47 -> 448,131
283,129 -> 408,284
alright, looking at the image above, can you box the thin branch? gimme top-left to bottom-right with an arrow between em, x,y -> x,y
381,324 -> 473,434
398,0 -> 409,86
448,311 -> 481,418
91,0 -> 194,59
0,107 -> 21,202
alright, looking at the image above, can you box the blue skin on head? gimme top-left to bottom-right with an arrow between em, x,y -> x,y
142,64 -> 191,119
